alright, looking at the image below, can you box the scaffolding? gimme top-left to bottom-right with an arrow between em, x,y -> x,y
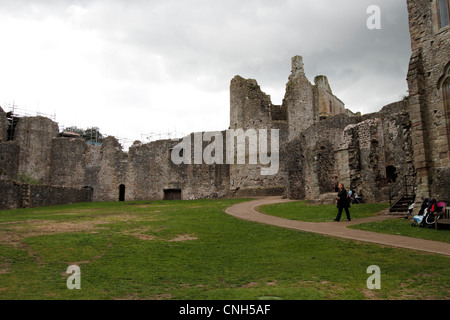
3,102 -> 56,121
3,102 -> 56,141
141,129 -> 186,142
2,102 -> 184,151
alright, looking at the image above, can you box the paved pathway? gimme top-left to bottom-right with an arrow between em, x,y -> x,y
225,197 -> 450,257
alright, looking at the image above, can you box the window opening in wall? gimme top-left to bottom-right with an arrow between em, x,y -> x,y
438,0 -> 450,28
119,184 -> 125,201
444,78 -> 450,145
386,166 -> 398,183
164,189 -> 182,200
81,186 -> 94,202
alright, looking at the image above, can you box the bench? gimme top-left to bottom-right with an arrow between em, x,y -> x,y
435,206 -> 450,230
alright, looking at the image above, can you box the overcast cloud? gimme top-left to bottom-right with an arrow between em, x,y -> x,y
0,0 -> 412,148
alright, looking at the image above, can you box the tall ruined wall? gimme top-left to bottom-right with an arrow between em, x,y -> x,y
283,56 -> 317,141
282,56 -> 348,141
0,111 -> 232,204
406,0 -> 450,202
50,137 -> 88,187
0,108 -> 19,181
0,41 -> 428,208
285,114 -> 360,200
49,136 -> 127,202
126,138 -> 182,201
0,142 -> 19,181
230,76 -> 273,130
286,100 -> 414,202
181,131 -> 230,199
0,107 -> 7,142
314,76 -> 345,118
13,116 -> 59,184
229,76 -> 288,196
127,132 -> 230,201
337,101 -> 414,202
94,137 -> 128,201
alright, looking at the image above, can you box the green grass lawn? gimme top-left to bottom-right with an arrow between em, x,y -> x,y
0,199 -> 449,300
258,201 -> 389,222
258,201 -> 450,243
349,217 -> 450,243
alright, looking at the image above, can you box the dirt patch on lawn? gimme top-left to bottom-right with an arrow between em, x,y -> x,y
241,282 -> 258,288
168,234 -> 198,242
55,209 -> 103,215
0,220 -> 110,247
0,256 -> 11,274
0,212 -> 193,248
120,226 -> 197,242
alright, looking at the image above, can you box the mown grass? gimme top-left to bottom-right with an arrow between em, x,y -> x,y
0,199 -> 449,300
258,201 -> 389,222
259,200 -> 450,243
349,217 -> 450,243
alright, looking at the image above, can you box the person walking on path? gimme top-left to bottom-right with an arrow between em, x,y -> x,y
334,183 -> 351,222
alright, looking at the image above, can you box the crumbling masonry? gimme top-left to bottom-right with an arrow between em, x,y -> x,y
0,0 -> 449,211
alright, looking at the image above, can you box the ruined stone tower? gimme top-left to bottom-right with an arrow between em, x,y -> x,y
406,0 -> 450,203
282,56 -> 347,141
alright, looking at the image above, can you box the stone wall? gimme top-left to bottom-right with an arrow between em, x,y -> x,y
229,75 -> 288,196
283,56 -> 317,141
2,28 -> 446,209
314,75 -> 345,118
0,107 -> 7,142
337,101 -> 414,202
29,184 -> 92,208
0,142 -> 19,180
50,137 -> 88,188
126,134 -> 230,201
285,100 -> 414,203
282,56 -> 348,141
230,76 -> 273,130
0,56 -> 416,207
14,116 -> 59,184
49,135 -> 128,202
0,180 -> 21,210
0,180 -> 91,210
406,0 -> 450,204
285,114 -> 360,200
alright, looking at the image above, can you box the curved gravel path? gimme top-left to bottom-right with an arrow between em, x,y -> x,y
225,197 -> 450,257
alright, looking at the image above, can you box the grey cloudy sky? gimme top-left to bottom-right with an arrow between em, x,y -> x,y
0,0 -> 412,147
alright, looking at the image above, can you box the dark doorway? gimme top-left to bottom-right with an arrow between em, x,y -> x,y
119,184 -> 126,201
386,166 -> 398,183
81,186 -> 94,202
164,189 -> 182,200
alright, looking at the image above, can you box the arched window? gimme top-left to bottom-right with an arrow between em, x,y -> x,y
444,77 -> 450,141
438,62 -> 450,152
438,0 -> 450,28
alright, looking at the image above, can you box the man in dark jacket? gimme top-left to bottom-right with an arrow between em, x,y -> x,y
334,183 -> 351,222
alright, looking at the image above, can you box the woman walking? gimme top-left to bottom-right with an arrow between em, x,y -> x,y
334,183 -> 351,222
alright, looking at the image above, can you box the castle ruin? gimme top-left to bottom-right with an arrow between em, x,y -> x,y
0,0 -> 449,212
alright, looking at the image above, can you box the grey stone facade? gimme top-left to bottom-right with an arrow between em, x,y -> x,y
406,0 -> 450,204
0,0 -> 448,209
0,57 -> 414,205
